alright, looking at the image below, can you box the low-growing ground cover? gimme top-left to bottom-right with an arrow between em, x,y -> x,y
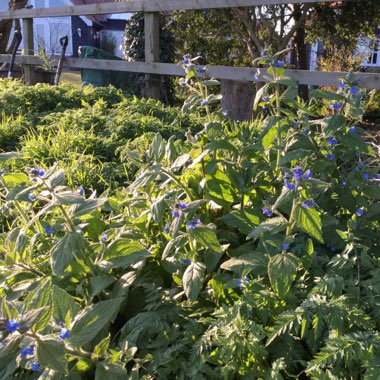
0,60 -> 379,379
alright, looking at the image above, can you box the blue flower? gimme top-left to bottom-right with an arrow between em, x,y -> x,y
338,81 -> 345,91
303,169 -> 312,180
327,136 -> 338,146
301,115 -> 309,120
163,223 -> 170,234
197,66 -> 206,73
348,126 -> 357,134
172,210 -> 180,218
100,233 -> 108,244
282,243 -> 290,250
182,54 -> 191,65
350,86 -> 359,95
275,60 -> 284,68
5,319 -> 20,333
262,207 -> 273,217
44,226 -> 54,235
356,208 -> 364,216
236,276 -> 250,287
284,180 -> 296,190
77,187 -> 84,196
200,99 -> 209,106
187,218 -> 200,229
179,202 -> 187,210
329,102 -> 342,109
180,258 -> 191,265
28,193 -> 35,202
293,166 -> 303,180
30,362 -> 41,372
30,168 -> 46,177
340,181 -> 346,188
179,78 -> 186,88
20,346 -> 34,357
363,173 -> 370,181
58,328 -> 70,340
302,200 -> 316,208
262,95 -> 270,102
292,121 -> 298,127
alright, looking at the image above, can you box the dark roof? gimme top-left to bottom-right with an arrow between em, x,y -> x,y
70,0 -> 119,24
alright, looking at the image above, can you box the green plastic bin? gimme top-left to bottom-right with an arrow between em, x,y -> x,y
79,46 -> 127,88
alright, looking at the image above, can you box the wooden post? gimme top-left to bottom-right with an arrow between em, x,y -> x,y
22,18 -> 35,85
144,12 -> 160,99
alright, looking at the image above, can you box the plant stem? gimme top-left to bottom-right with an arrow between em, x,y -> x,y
275,82 -> 282,172
161,168 -> 193,201
286,197 -> 297,236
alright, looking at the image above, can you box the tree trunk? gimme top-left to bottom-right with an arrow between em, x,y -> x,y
221,80 -> 255,121
293,4 -> 309,101
0,1 -> 27,54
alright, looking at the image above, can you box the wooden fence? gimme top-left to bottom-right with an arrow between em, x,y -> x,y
1,0 -> 380,94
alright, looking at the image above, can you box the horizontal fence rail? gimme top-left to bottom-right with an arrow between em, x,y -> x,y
0,0 -> 350,19
1,54 -> 379,89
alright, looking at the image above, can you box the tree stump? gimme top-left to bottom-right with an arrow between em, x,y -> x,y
221,80 -> 255,121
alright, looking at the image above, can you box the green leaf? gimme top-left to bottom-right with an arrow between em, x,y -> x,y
52,286 -> 81,324
171,153 -> 191,171
54,192 -> 84,206
311,89 -> 345,101
23,278 -> 52,332
207,170 -> 238,207
262,125 -> 278,149
2,173 -> 28,185
182,261 -> 206,301
50,232 -> 86,276
89,276 -> 115,298
202,79 -> 220,86
322,115 -> 346,134
101,240 -> 151,269
0,336 -> 22,369
73,198 -> 107,217
95,363 -> 128,379
0,152 -> 20,161
93,334 -> 110,357
19,307 -> 50,333
294,205 -> 323,243
275,76 -> 298,88
189,225 -> 220,252
68,298 -> 123,347
47,169 -> 66,188
150,133 -> 165,162
268,252 -> 298,297
220,252 -> 268,276
220,209 -> 262,235
37,337 -> 66,373
247,217 -> 287,241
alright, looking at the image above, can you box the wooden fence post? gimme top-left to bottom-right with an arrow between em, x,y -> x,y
144,12 -> 160,99
22,18 -> 35,84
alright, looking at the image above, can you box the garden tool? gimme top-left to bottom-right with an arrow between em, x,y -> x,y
8,30 -> 22,78
54,35 -> 68,86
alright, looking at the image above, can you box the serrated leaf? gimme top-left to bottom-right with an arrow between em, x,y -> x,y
37,337 -> 66,373
50,232 -> 86,276
68,298 -> 123,347
268,252 -> 298,298
294,205 -> 323,243
101,240 -> 150,269
189,225 -> 220,252
182,261 -> 205,301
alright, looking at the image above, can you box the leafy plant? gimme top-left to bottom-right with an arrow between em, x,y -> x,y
0,56 -> 379,378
